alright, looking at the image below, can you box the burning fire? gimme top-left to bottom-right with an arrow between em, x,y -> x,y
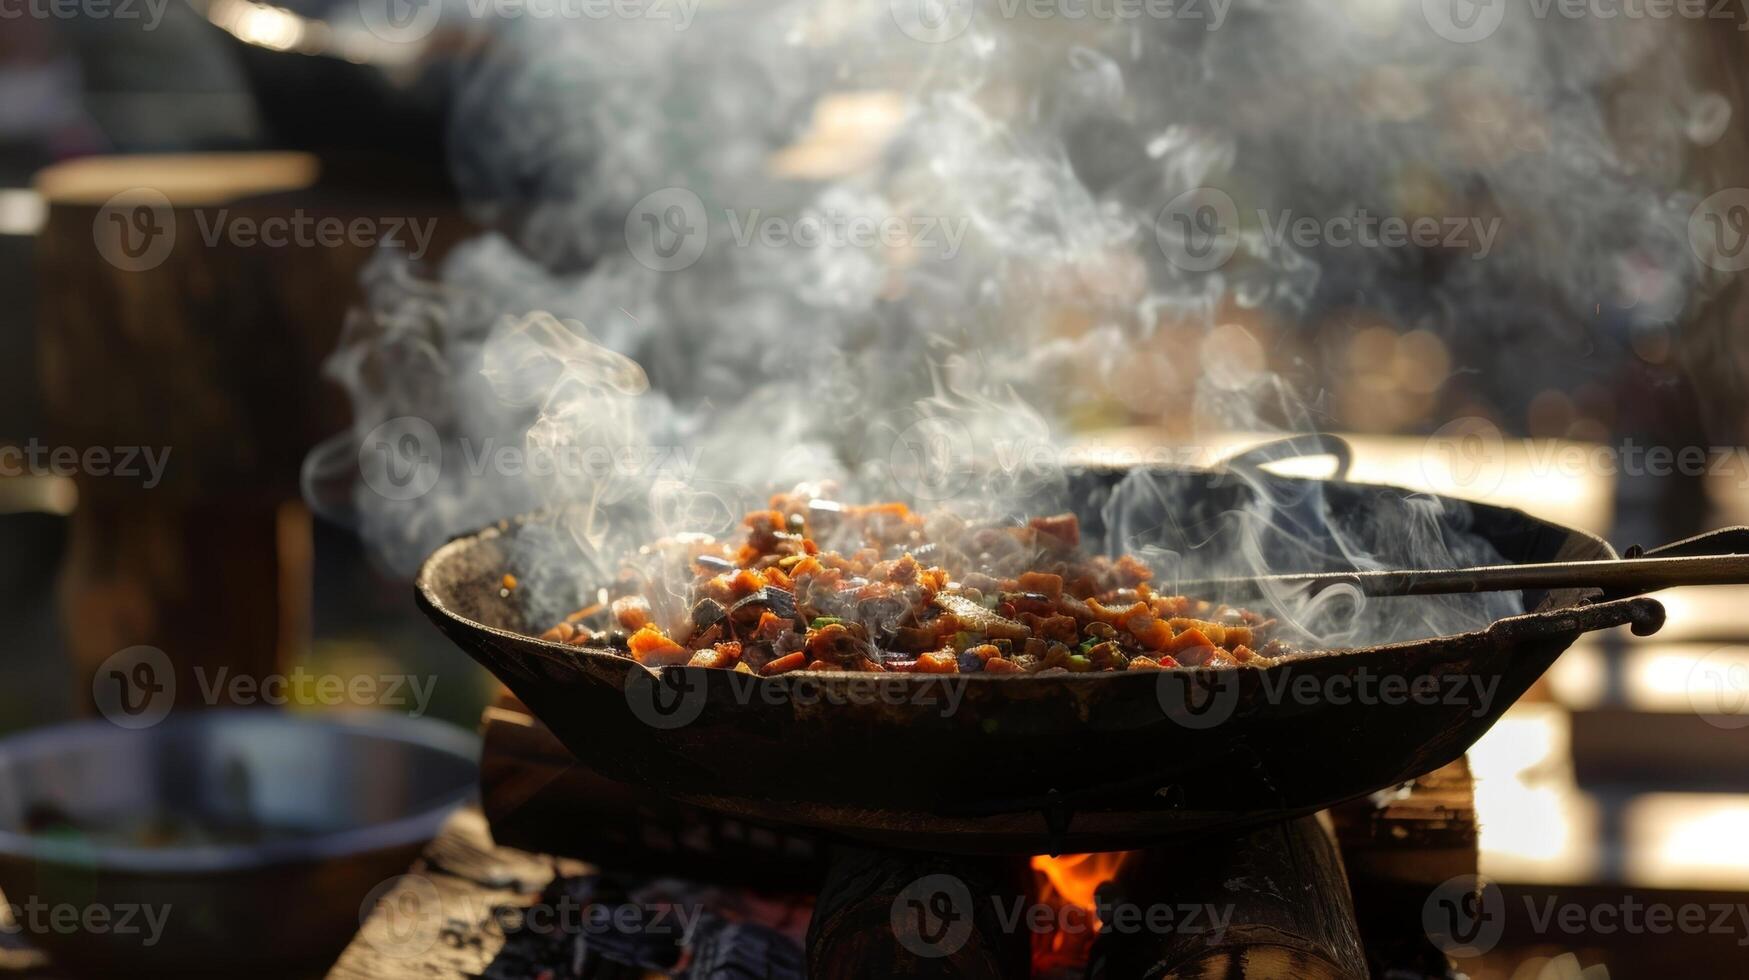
1030,852 -> 1133,973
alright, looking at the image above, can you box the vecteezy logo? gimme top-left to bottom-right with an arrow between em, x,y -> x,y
1422,874 -> 1505,956
358,874 -> 444,959
1687,647 -> 1749,730
624,667 -> 709,730
1155,668 -> 1241,730
1154,187 -> 1239,273
1421,417 -> 1507,498
1422,0 -> 1506,43
891,873 -> 974,959
358,0 -> 443,45
1689,188 -> 1749,273
93,189 -> 175,272
92,646 -> 175,729
625,187 -> 708,272
889,0 -> 975,43
358,416 -> 442,501
888,416 -> 976,502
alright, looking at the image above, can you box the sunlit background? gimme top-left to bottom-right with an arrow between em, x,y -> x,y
6,1 -> 1749,978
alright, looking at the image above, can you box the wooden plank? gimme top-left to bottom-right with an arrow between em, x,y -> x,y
326,808 -> 587,980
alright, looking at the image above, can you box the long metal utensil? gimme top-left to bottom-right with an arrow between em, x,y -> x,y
1175,552 -> 1749,601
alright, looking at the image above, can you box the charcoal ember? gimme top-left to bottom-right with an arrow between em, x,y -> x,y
683,919 -> 804,980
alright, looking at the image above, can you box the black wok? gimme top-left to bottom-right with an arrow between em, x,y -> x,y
416,447 -> 1665,854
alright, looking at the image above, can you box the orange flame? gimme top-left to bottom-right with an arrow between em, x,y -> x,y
1028,852 -> 1136,973
1031,851 -> 1131,911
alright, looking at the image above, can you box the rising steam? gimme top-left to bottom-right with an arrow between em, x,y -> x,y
305,1 -> 1714,644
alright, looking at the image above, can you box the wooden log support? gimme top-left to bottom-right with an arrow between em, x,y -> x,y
806,845 -> 1034,980
1088,815 -> 1368,980
1329,758 -> 1477,979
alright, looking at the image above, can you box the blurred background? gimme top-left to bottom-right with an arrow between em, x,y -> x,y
5,1 -> 1749,978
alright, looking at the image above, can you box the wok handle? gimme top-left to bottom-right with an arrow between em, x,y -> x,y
1494,595 -> 1666,641
1636,526 -> 1749,560
1216,433 -> 1354,482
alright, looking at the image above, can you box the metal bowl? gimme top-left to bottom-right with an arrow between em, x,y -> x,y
0,709 -> 478,977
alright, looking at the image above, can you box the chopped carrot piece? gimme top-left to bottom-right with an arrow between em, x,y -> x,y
627,625 -> 689,666
1167,620 -> 1226,646
965,644 -> 1002,663
1173,645 -> 1220,667
1126,656 -> 1163,670
983,657 -> 1024,673
1128,615 -> 1173,651
760,652 -> 807,676
914,650 -> 960,674
732,569 -> 765,596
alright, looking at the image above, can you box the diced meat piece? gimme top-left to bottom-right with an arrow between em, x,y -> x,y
687,642 -> 743,669
1112,554 -> 1152,587
805,623 -> 869,665
754,611 -> 792,645
1017,571 -> 1063,601
1028,513 -> 1080,550
888,553 -> 920,585
1126,656 -> 1163,671
1089,599 -> 1149,627
1230,644 -> 1267,664
613,596 -> 653,631
1020,613 -> 1078,643
934,594 -> 1030,640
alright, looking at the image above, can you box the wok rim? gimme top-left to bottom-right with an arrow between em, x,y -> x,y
414,478 -> 1644,690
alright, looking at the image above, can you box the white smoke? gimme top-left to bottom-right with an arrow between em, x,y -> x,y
305,0 -> 1715,642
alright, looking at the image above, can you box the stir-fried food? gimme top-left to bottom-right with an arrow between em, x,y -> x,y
539,497 -> 1290,675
